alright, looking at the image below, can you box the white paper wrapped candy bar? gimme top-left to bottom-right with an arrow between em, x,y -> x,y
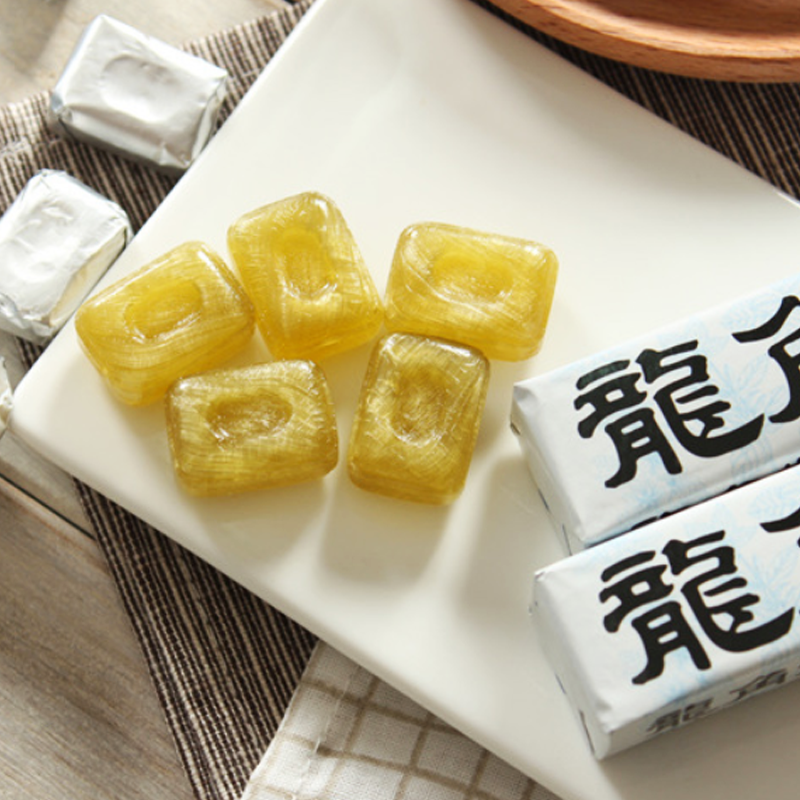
532,465 -> 800,758
512,272 -> 800,552
0,170 -> 132,344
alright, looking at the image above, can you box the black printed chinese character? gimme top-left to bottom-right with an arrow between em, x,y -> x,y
629,601 -> 711,684
637,342 -> 763,457
601,410 -> 682,488
575,361 -> 681,488
729,669 -> 788,702
575,341 -> 763,489
600,552 -> 710,684
575,361 -> 646,438
646,699 -> 714,735
734,295 -> 800,423
760,501 -> 800,548
600,531 -> 794,685
662,530 -> 794,653
600,551 -> 672,633
647,709 -> 681,734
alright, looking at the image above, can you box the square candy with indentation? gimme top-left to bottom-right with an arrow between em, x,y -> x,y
385,222 -> 558,361
228,192 -> 383,361
348,333 -> 490,504
75,241 -> 254,405
166,360 -> 338,496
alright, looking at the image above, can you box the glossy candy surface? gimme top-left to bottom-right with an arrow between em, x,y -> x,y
348,333 -> 490,504
228,192 -> 383,361
166,360 -> 338,496
384,222 -> 558,361
75,241 -> 254,405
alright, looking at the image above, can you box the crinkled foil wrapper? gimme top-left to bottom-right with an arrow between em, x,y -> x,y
48,15 -> 228,173
0,170 -> 132,344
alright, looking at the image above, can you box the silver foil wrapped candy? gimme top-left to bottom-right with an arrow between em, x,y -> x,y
0,170 -> 132,344
48,15 -> 228,173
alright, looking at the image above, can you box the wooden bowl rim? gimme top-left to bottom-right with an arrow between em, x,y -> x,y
490,0 -> 800,82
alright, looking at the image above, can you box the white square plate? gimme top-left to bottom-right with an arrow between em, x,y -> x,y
12,1 -> 800,798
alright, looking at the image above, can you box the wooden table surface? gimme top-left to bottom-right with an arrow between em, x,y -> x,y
0,1 -> 290,797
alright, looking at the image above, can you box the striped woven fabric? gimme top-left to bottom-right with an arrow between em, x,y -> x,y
0,5 -> 318,800
4,1 -> 800,799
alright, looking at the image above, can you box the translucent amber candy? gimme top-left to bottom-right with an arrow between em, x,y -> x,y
166,360 -> 338,496
227,192 -> 383,361
75,242 -> 255,405
348,333 -> 490,504
384,222 -> 558,361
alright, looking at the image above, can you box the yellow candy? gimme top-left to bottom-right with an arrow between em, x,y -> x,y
384,222 -> 558,361
227,192 -> 384,361
347,333 -> 490,505
75,241 -> 254,405
166,360 -> 338,496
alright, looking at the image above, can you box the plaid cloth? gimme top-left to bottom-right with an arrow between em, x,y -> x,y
4,1 -> 800,799
243,644 -> 560,800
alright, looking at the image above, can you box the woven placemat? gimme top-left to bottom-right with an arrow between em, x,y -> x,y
4,2 -> 800,799
1,5 -> 318,800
